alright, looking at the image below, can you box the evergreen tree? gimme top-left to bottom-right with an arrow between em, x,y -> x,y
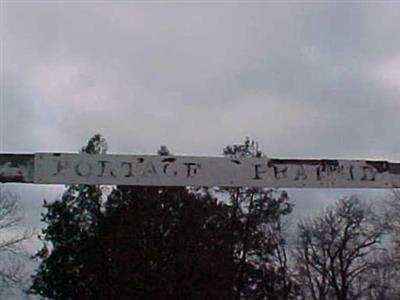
92,186 -> 235,300
30,134 -> 107,299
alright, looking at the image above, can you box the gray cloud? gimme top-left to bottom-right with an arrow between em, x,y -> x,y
1,2 -> 399,243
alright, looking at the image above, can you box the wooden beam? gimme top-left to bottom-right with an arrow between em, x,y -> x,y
1,153 -> 400,188
0,154 -> 34,183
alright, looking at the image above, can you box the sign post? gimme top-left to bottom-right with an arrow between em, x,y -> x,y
1,153 -> 400,188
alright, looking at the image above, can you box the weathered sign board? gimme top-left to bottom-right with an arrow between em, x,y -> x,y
1,153 -> 400,188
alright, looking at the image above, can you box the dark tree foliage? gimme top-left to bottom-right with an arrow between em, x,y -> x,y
92,186 -> 235,300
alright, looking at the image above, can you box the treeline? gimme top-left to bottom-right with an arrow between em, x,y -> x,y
21,135 -> 400,299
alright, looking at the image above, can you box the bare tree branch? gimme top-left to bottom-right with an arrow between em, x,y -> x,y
294,196 -> 387,300
0,188 -> 33,297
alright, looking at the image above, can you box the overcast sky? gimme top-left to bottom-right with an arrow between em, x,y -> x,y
1,1 -> 399,232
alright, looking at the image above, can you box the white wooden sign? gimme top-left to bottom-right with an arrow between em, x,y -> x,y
1,153 -> 399,188
31,153 -> 400,188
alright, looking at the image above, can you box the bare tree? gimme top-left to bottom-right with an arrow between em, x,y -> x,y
351,250 -> 399,300
349,190 -> 400,299
0,188 -> 32,296
371,190 -> 400,299
389,190 -> 400,264
294,196 -> 388,300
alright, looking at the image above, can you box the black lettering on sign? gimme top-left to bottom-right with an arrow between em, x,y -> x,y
162,157 -> 176,163
348,165 -> 355,181
75,162 -> 92,177
317,167 -> 323,180
163,163 -> 178,177
316,165 -> 344,181
121,162 -> 134,178
142,162 -> 157,177
253,164 -> 268,180
361,166 -> 377,181
98,161 -> 116,178
274,166 -> 288,180
294,165 -> 307,181
53,160 -> 68,176
184,163 -> 200,177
